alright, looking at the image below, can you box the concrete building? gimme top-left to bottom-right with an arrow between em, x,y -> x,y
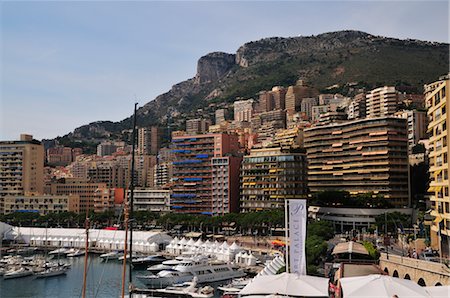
2,194 -> 80,215
234,99 -> 256,122
46,147 -> 74,166
240,147 -> 308,213
366,86 -> 398,118
397,110 -> 428,151
425,75 -> 450,256
0,134 -> 44,213
96,141 -> 124,157
215,109 -> 226,125
300,97 -> 318,120
285,80 -> 319,117
304,117 -> 410,207
347,93 -> 367,120
49,178 -> 109,213
186,118 -> 211,135
138,126 -> 163,155
171,133 -> 240,215
211,156 -> 242,215
129,188 -> 170,213
253,110 -> 287,145
154,162 -> 172,188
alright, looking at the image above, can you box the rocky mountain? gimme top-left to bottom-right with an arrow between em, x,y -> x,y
57,30 -> 449,147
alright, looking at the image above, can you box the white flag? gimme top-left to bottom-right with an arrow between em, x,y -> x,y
288,199 -> 307,275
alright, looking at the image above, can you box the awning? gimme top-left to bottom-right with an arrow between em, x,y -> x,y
332,241 -> 369,255
184,232 -> 202,238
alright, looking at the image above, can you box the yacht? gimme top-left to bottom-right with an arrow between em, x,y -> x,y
3,267 -> 34,279
35,265 -> 69,278
99,250 -> 124,261
137,257 -> 246,288
67,249 -> 85,257
155,277 -> 214,298
147,257 -> 188,273
132,255 -> 167,270
48,248 -> 69,256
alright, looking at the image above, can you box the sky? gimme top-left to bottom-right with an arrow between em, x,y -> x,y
1,0 -> 449,140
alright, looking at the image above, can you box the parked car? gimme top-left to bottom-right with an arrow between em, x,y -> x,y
419,251 -> 440,262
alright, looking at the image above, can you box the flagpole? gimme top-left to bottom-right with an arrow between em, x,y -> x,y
285,199 -> 289,273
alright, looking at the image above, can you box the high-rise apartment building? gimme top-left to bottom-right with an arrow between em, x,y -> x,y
186,118 -> 211,135
300,97 -> 318,120
138,126 -> 163,155
234,99 -> 256,122
215,109 -> 226,125
366,86 -> 398,118
171,133 -> 240,215
240,147 -> 307,212
347,93 -> 367,120
397,110 -> 428,151
304,117 -> 410,207
211,156 -> 242,215
285,80 -> 319,117
0,134 -> 44,213
97,141 -> 121,157
425,75 -> 449,255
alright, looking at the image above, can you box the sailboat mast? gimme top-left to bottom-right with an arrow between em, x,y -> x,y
121,202 -> 129,298
82,217 -> 89,298
128,102 -> 138,290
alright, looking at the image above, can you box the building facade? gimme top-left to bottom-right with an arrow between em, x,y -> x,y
366,86 -> 398,118
397,110 -> 428,152
240,147 -> 307,212
0,134 -> 44,213
304,117 -> 410,207
138,126 -> 163,155
129,188 -> 170,213
3,194 -> 80,215
171,133 -> 240,215
49,178 -> 109,213
234,99 -> 256,123
211,156 -> 242,215
186,118 -> 211,135
425,75 -> 450,256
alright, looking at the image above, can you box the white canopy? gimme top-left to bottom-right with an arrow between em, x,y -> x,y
187,238 -> 196,246
230,242 -> 241,251
239,273 -> 328,297
339,274 -> 431,298
426,286 -> 450,298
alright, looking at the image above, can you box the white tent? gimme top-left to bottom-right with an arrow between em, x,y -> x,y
239,273 -> 328,297
149,242 -> 159,252
426,286 -> 450,298
229,242 -> 241,251
339,274 -> 431,298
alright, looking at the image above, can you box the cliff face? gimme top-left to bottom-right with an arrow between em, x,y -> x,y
195,52 -> 236,84
57,30 -> 449,143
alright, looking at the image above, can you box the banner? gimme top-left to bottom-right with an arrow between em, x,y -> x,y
288,199 -> 307,275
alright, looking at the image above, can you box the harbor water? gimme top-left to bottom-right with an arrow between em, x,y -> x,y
0,255 -> 147,298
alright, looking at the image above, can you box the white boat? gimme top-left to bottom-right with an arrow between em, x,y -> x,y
217,278 -> 251,293
35,265 -> 69,278
99,250 -> 124,261
155,276 -> 214,298
137,257 -> 246,288
67,249 -> 85,257
147,257 -> 186,273
118,252 -> 143,262
132,255 -> 167,269
48,248 -> 69,256
3,267 -> 34,279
